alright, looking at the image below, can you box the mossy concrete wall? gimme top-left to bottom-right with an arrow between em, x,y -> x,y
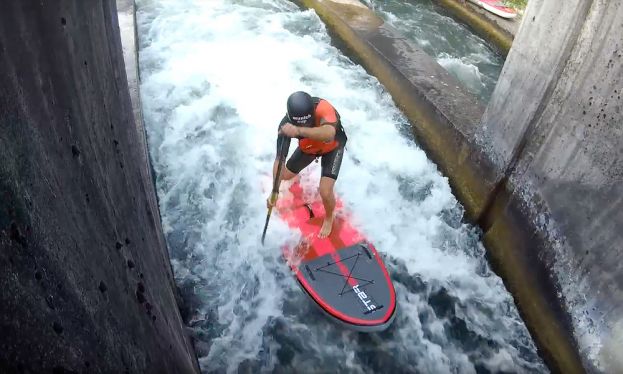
479,0 -> 623,372
0,1 -> 199,372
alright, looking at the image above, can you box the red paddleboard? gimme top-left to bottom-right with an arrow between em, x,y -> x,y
276,180 -> 396,332
467,0 -> 518,19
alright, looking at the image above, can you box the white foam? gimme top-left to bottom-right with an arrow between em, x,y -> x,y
438,54 -> 486,95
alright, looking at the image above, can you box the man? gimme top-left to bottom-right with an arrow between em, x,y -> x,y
267,91 -> 347,238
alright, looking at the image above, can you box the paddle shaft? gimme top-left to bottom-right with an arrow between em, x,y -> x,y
261,136 -> 290,245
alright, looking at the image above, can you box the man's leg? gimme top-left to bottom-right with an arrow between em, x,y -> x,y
279,164 -> 297,181
268,148 -> 314,208
284,148 -> 315,181
318,144 -> 345,238
273,147 -> 315,182
318,176 -> 336,238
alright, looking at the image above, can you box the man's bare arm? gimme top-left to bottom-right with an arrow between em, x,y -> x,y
297,124 -> 336,142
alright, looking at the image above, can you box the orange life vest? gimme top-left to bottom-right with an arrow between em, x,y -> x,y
299,99 -> 340,155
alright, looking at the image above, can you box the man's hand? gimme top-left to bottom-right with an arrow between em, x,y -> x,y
266,193 -> 278,209
280,123 -> 300,138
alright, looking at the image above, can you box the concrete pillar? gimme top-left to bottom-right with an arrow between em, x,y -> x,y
0,1 -> 199,372
480,0 -> 623,371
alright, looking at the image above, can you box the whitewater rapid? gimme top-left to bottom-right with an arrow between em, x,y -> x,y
137,0 -> 545,372
363,0 -> 503,102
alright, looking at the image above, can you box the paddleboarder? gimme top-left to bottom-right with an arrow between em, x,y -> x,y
267,91 -> 347,238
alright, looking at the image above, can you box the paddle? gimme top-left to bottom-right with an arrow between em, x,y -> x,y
261,136 -> 289,245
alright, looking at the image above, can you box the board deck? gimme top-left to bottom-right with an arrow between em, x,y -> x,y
276,180 -> 396,332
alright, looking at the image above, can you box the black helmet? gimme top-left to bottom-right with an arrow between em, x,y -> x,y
287,91 -> 315,127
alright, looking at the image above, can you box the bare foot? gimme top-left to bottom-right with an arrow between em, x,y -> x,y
318,214 -> 334,238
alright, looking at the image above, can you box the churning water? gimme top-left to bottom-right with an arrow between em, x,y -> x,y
363,0 -> 504,102
137,0 -> 545,372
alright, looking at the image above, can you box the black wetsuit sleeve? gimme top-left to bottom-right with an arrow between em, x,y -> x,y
276,115 -> 291,161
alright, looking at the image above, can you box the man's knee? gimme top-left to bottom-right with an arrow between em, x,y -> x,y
318,181 -> 334,201
281,166 -> 297,181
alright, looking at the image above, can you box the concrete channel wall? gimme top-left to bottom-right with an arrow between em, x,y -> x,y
297,0 -> 622,372
0,1 -> 199,372
479,0 -> 623,372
